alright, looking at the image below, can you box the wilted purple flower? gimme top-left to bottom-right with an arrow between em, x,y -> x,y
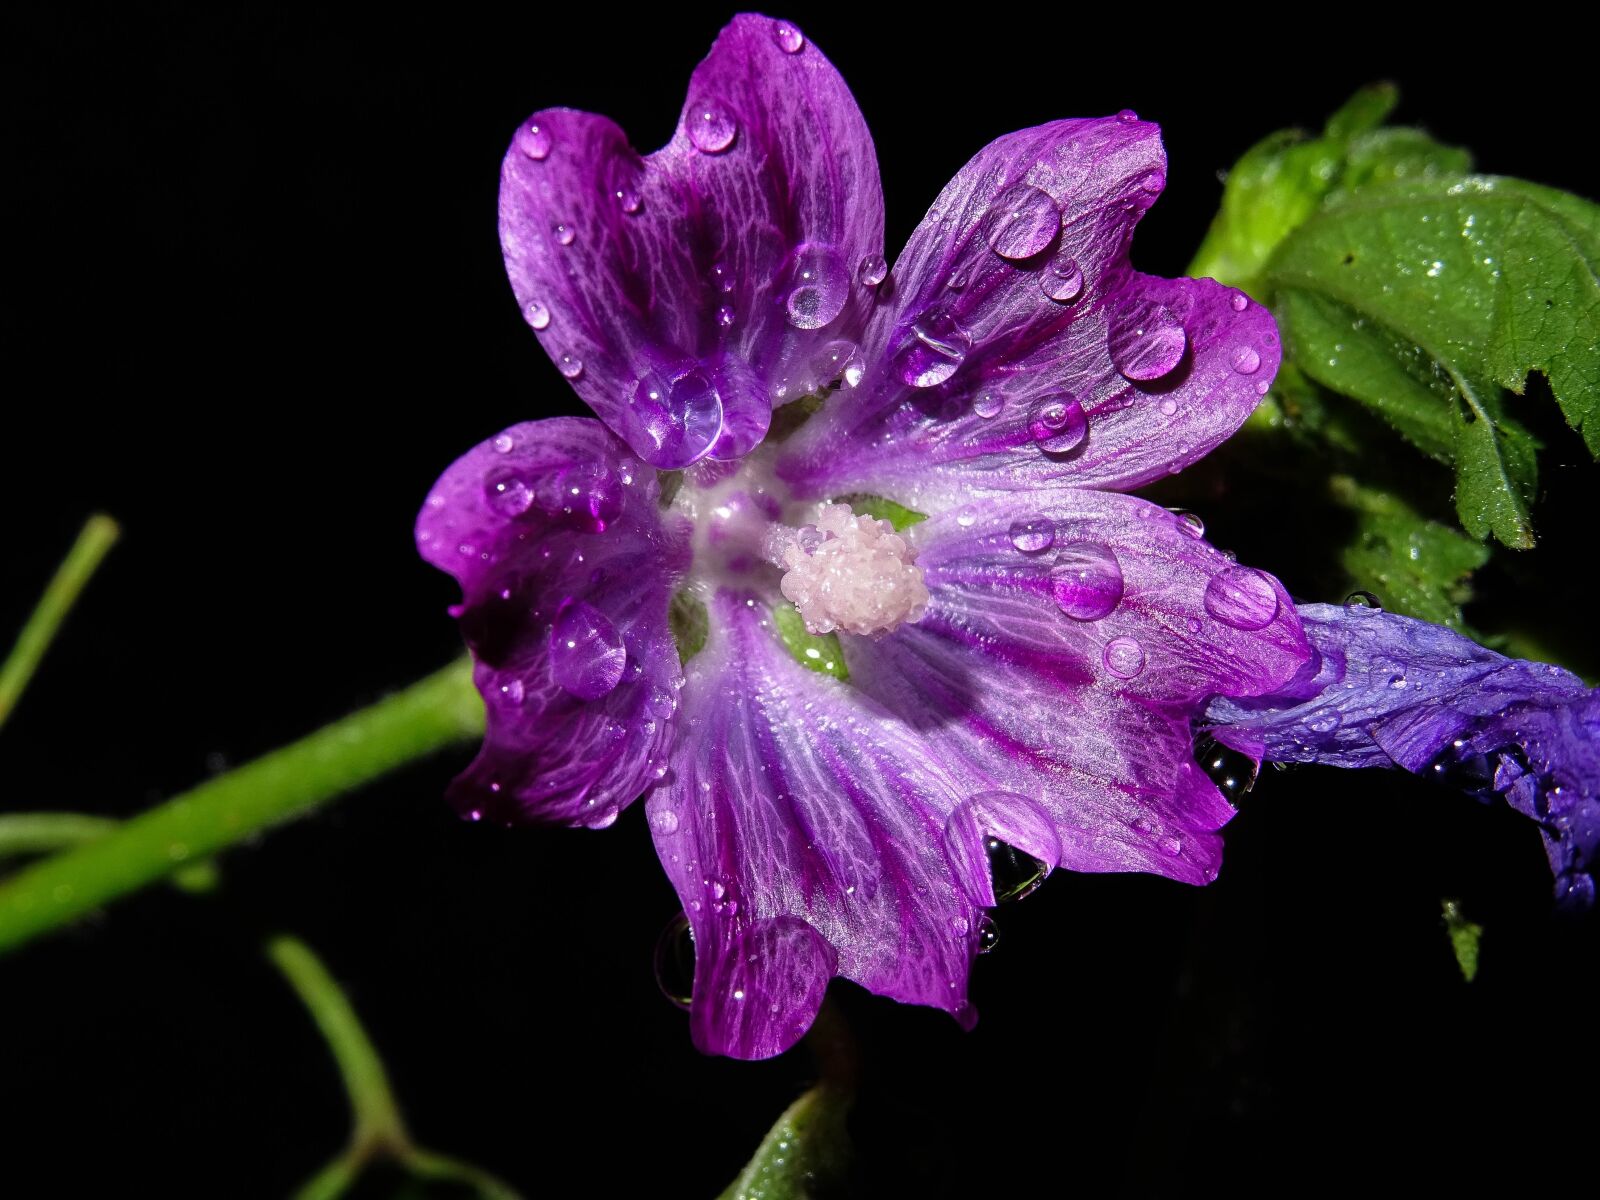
1207,603 -> 1600,909
417,14 -> 1309,1059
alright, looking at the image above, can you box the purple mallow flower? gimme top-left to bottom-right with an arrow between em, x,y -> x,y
1206,603 -> 1600,909
417,14 -> 1309,1059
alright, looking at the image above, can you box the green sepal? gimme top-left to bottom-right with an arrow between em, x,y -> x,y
770,605 -> 848,681
669,590 -> 709,666
828,492 -> 927,532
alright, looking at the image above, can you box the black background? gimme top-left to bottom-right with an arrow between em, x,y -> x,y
4,8 -> 1596,1197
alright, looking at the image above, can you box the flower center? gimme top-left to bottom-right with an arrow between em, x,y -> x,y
677,460 -> 928,639
768,502 -> 928,637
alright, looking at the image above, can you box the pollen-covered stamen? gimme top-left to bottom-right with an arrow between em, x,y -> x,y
770,502 -> 929,636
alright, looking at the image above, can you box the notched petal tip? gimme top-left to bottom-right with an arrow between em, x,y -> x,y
498,15 -> 884,469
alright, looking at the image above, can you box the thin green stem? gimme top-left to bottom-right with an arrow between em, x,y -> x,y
268,935 -> 409,1152
0,657 -> 483,954
0,514 -> 120,731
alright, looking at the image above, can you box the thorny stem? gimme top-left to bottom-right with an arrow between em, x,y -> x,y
269,935 -> 521,1200
0,514 -> 120,732
0,657 -> 484,954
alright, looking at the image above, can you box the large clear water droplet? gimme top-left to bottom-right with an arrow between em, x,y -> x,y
1203,566 -> 1280,630
1344,589 -> 1382,612
895,310 -> 971,387
653,912 -> 695,1009
1172,510 -> 1205,538
976,915 -> 1000,953
972,391 -> 1004,418
485,471 -> 534,517
1230,345 -> 1262,374
986,184 -> 1060,261
1102,635 -> 1145,679
1194,734 -> 1259,804
629,371 -> 724,467
942,792 -> 1062,906
558,353 -> 583,380
772,20 -> 804,52
516,122 -> 551,160
1008,517 -> 1056,554
1029,395 -> 1088,453
785,244 -> 848,330
687,101 -> 737,153
548,601 -> 627,700
1050,543 -> 1124,620
858,253 -> 888,287
1110,304 -> 1187,381
524,300 -> 551,330
1039,253 -> 1084,303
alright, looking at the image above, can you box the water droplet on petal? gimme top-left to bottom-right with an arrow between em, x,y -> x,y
1203,566 -> 1280,630
1111,304 -> 1187,381
986,184 -> 1060,261
1050,543 -> 1123,620
955,505 -> 977,528
1230,345 -> 1262,374
711,261 -> 735,293
558,354 -> 583,380
548,601 -> 627,700
553,222 -> 576,246
517,122 -> 551,160
687,101 -> 737,153
1029,395 -> 1088,453
716,304 -> 735,328
1008,518 -> 1055,553
1040,254 -> 1084,303
1172,510 -> 1205,538
895,310 -> 971,387
977,916 -> 1001,953
1103,636 -> 1145,679
632,370 -> 725,467
1194,734 -> 1258,803
1117,108 -> 1139,123
773,20 -> 805,51
1230,292 -> 1249,312
616,188 -> 642,214
942,792 -> 1062,906
858,253 -> 888,287
1344,590 -> 1382,612
1306,709 -> 1341,734
492,432 -> 515,453
785,244 -> 848,330
653,912 -> 695,1008
524,301 -> 551,330
972,391 -> 1004,418
486,471 -> 534,516
1159,397 -> 1178,416
648,806 -> 680,836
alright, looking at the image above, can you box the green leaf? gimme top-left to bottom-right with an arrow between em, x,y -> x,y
717,1084 -> 850,1200
1331,477 -> 1489,629
1441,899 -> 1483,983
1268,176 -> 1600,546
1187,84 -> 1468,292
828,492 -> 927,531
770,605 -> 848,681
670,590 -> 709,665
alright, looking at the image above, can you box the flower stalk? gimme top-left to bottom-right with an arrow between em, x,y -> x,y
0,657 -> 483,955
0,514 -> 120,732
268,935 -> 521,1200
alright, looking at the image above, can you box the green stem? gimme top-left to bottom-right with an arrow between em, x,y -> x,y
268,935 -> 409,1153
0,812 -> 119,857
0,657 -> 483,955
0,514 -> 120,731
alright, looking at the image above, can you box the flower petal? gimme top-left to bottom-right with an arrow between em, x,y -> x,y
647,590 -> 981,1059
844,490 -> 1311,884
1206,604 -> 1600,907
416,418 -> 689,828
776,116 -> 1277,505
499,15 -> 883,468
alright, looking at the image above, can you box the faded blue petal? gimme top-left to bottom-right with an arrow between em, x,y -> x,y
1206,604 -> 1600,908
